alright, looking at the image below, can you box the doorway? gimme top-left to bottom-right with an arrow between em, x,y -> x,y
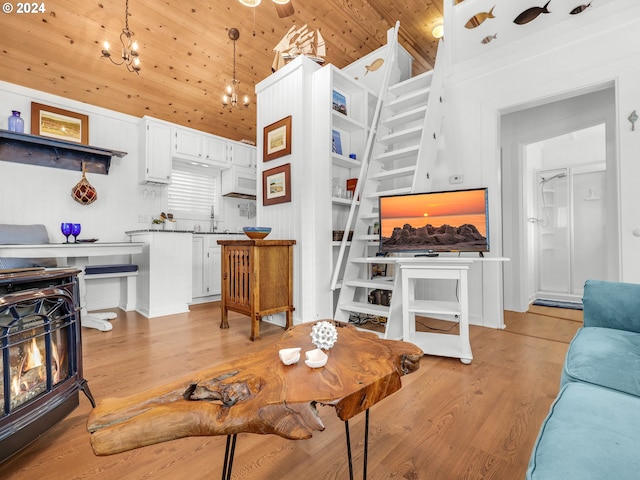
500,85 -> 619,312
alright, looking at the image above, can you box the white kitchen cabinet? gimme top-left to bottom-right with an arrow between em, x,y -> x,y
204,136 -> 229,167
192,235 -> 229,302
172,126 -> 203,160
139,117 -> 172,184
208,244 -> 222,296
173,126 -> 230,168
192,235 -> 206,298
221,165 -> 257,198
127,231 -> 192,318
228,142 -> 255,168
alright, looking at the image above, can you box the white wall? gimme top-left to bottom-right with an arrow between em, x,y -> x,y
438,0 -> 640,311
0,81 -> 253,308
255,56 -> 327,326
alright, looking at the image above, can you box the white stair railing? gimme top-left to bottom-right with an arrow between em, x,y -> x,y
330,21 -> 400,291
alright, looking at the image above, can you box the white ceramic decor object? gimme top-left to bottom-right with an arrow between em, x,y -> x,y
278,347 -> 301,365
310,321 -> 338,350
304,348 -> 328,368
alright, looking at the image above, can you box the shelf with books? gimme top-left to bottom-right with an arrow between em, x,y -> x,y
312,63 -> 377,306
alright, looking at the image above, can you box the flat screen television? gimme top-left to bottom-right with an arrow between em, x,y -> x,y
379,188 -> 489,254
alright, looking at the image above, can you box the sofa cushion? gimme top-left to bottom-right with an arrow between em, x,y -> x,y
0,224 -> 57,269
526,382 -> 640,480
583,279 -> 640,333
561,327 -> 640,397
85,264 -> 138,275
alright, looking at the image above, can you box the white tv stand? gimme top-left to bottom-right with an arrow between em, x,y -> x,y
396,256 -> 508,364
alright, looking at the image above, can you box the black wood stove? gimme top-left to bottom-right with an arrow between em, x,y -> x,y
0,268 -> 94,463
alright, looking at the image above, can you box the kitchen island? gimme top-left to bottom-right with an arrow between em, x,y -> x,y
125,230 -> 243,317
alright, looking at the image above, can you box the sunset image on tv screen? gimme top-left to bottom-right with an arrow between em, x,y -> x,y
380,189 -> 489,253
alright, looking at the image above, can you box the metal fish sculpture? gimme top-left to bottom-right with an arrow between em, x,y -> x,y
365,58 -> 384,75
465,6 -> 495,29
481,33 -> 498,44
514,1 -> 551,25
570,2 -> 591,15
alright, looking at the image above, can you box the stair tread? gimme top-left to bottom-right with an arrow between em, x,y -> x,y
374,145 -> 420,163
365,187 -> 412,198
370,165 -> 416,180
344,278 -> 395,289
339,301 -> 390,316
378,125 -> 423,145
382,106 -> 427,127
386,87 -> 430,111
388,71 -> 434,97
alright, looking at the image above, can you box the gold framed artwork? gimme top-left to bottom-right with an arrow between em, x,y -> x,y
31,102 -> 89,144
263,115 -> 291,162
263,163 -> 291,206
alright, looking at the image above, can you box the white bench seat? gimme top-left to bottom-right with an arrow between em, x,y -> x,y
85,264 -> 138,312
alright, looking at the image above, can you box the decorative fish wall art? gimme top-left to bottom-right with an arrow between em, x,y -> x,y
514,1 -> 551,25
364,58 -> 384,75
465,6 -> 495,29
481,34 -> 498,44
570,3 -> 592,15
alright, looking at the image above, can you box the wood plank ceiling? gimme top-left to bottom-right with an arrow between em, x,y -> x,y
0,0 -> 443,143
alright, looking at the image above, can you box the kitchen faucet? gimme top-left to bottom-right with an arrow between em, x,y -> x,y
210,205 -> 216,233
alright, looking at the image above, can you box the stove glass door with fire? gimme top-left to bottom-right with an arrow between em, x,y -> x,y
0,268 -> 94,463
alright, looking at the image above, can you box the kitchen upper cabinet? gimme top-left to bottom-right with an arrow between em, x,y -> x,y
228,142 -> 255,168
173,126 -> 231,168
204,136 -> 229,168
172,127 -> 203,160
139,117 -> 172,184
221,165 -> 257,198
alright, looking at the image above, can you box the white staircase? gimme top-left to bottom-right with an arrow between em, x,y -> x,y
332,43 -> 445,339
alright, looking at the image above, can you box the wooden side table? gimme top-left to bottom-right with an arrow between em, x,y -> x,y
217,239 -> 295,340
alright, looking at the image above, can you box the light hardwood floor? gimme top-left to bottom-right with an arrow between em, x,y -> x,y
1,303 -> 581,479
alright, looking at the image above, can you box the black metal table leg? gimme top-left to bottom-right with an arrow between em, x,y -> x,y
363,409 -> 369,480
343,408 -> 370,480
345,420 -> 354,480
221,434 -> 237,480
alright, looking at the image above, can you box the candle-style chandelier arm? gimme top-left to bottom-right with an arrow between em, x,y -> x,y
100,0 -> 141,74
222,28 -> 249,110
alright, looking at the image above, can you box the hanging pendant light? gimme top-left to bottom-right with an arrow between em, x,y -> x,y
237,0 -> 295,18
222,28 -> 250,110
101,0 -> 141,74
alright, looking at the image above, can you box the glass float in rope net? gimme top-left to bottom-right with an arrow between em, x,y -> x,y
71,163 -> 98,205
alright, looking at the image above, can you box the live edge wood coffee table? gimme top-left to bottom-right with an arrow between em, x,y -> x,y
87,322 -> 423,479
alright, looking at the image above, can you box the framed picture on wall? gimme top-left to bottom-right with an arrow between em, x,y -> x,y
263,115 -> 292,161
263,163 -> 291,206
31,102 -> 89,144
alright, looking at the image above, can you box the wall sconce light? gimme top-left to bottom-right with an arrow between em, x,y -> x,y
432,23 -> 444,39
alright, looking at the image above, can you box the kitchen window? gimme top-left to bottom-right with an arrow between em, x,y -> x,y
167,162 -> 218,220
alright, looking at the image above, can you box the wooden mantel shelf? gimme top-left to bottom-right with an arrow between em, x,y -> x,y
0,129 -> 127,174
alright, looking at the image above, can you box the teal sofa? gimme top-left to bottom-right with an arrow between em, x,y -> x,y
526,279 -> 640,480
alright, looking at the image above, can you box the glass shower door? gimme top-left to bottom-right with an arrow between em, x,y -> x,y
537,170 -> 570,296
536,164 -> 606,300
